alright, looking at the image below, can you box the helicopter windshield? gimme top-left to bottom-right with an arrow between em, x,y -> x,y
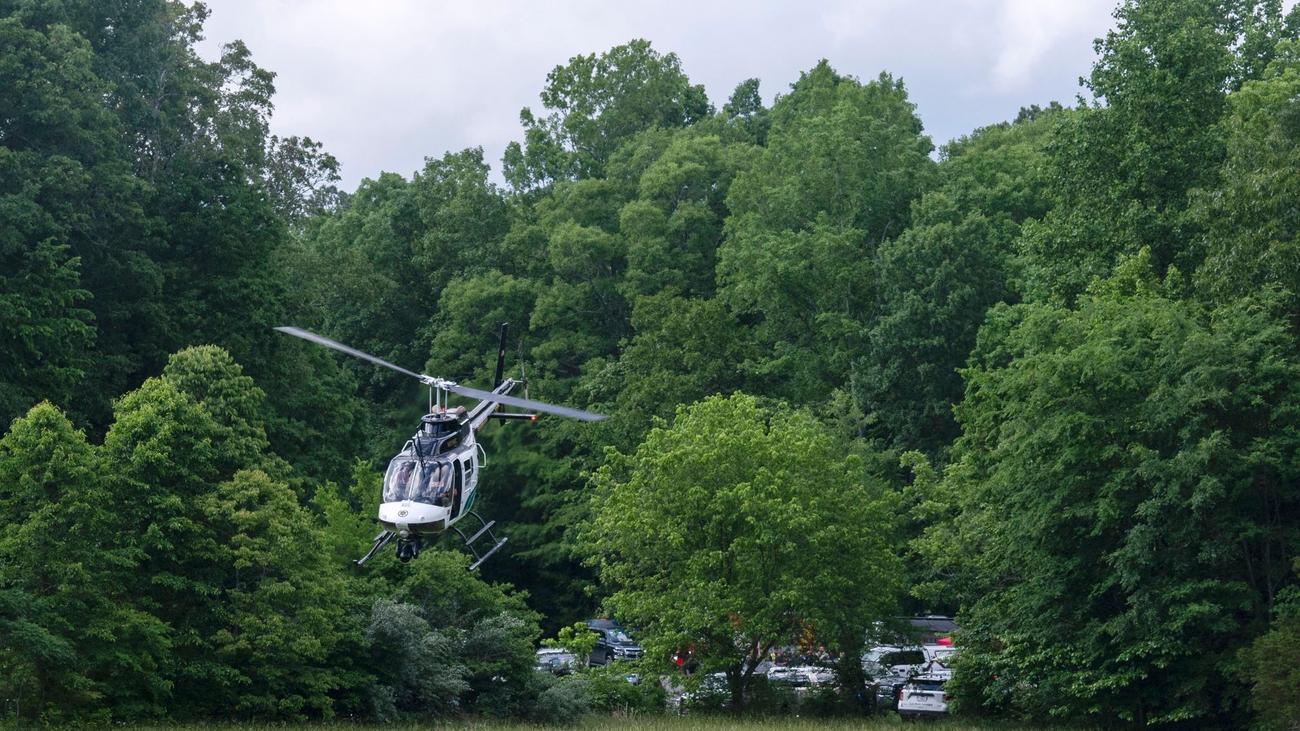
383,459 -> 416,503
383,456 -> 454,507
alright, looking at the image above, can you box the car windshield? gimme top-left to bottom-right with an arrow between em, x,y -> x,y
608,630 -> 633,643
383,457 -> 453,505
910,679 -> 946,691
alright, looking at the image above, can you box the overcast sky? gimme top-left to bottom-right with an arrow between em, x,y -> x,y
197,1 -> 1127,191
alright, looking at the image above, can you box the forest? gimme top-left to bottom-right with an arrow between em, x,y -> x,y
3,0 -> 1300,727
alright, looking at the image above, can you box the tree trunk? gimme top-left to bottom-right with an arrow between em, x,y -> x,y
836,629 -> 868,712
726,665 -> 745,710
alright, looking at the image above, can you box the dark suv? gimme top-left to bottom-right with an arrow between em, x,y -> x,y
585,619 -> 643,665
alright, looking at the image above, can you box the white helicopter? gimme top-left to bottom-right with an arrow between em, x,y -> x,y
275,324 -> 605,568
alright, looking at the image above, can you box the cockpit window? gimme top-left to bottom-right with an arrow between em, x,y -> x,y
416,461 -> 455,506
383,456 -> 454,506
383,459 -> 417,503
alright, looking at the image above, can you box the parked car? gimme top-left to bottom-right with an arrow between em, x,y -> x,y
585,619 -> 643,665
897,672 -> 950,719
798,665 -> 837,685
862,644 -> 928,679
766,664 -> 837,699
870,667 -> 912,711
863,644 -> 929,712
766,665 -> 808,686
534,648 -> 580,675
923,644 -> 958,669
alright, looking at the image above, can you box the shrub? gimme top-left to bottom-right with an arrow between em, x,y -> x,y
583,662 -> 666,715
529,673 -> 592,725
1242,583 -> 1300,730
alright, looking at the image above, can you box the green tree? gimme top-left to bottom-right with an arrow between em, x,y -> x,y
0,586 -> 74,721
281,172 -> 426,403
100,375 -> 231,713
585,294 -> 753,450
930,255 -> 1300,724
857,196 -> 1014,452
1240,560 -> 1300,730
193,469 -> 361,719
99,348 -> 369,720
160,346 -> 273,470
503,39 -> 712,188
543,621 -> 599,659
0,403 -> 170,721
366,550 -> 542,719
1,1 -> 360,448
619,131 -> 740,299
263,134 -> 343,226
426,271 -> 538,383
364,599 -> 469,720
721,77 -> 770,146
1192,38 -> 1300,318
855,110 -> 1055,452
584,394 -> 901,708
0,18 -> 118,426
1018,0 -> 1296,301
285,149 -> 512,457
720,62 -> 934,403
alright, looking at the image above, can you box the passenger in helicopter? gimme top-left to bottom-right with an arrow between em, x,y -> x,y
432,462 -> 454,508
412,461 -> 440,504
383,459 -> 417,503
400,460 -> 453,506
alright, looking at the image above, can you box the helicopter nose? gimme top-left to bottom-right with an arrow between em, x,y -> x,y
379,502 -> 450,531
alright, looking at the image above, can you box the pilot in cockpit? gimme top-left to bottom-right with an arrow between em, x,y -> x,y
384,459 -> 417,503
413,462 -> 439,504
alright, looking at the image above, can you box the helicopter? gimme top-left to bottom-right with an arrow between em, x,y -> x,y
275,323 -> 605,569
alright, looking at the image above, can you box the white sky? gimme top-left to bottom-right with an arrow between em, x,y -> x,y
197,0 -> 1123,190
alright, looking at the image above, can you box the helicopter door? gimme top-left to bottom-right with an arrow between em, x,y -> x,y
463,452 -> 478,498
450,460 -> 464,519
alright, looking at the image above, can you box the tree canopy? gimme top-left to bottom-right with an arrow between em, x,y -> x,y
583,394 -> 900,707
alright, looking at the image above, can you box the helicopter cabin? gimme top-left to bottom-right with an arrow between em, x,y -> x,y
380,410 -> 470,507
383,454 -> 456,506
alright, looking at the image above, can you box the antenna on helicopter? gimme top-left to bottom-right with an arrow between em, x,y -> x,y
494,322 -> 508,388
518,334 -> 529,400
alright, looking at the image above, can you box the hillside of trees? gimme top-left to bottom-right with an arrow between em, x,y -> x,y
4,0 -> 1300,727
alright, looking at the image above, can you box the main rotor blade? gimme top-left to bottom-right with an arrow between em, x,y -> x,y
275,326 -> 606,421
444,382 -> 607,422
274,326 -> 429,382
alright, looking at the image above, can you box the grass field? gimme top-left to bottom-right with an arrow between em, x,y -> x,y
25,717 -> 1071,731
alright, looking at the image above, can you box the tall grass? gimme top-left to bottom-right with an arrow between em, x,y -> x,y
21,717 -> 1078,731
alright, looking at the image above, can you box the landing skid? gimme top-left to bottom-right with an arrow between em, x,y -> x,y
355,530 -> 396,567
453,511 -> 508,571
354,514 -> 506,570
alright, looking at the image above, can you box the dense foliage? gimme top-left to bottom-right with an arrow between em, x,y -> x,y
584,394 -> 900,708
3,0 -> 1300,725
